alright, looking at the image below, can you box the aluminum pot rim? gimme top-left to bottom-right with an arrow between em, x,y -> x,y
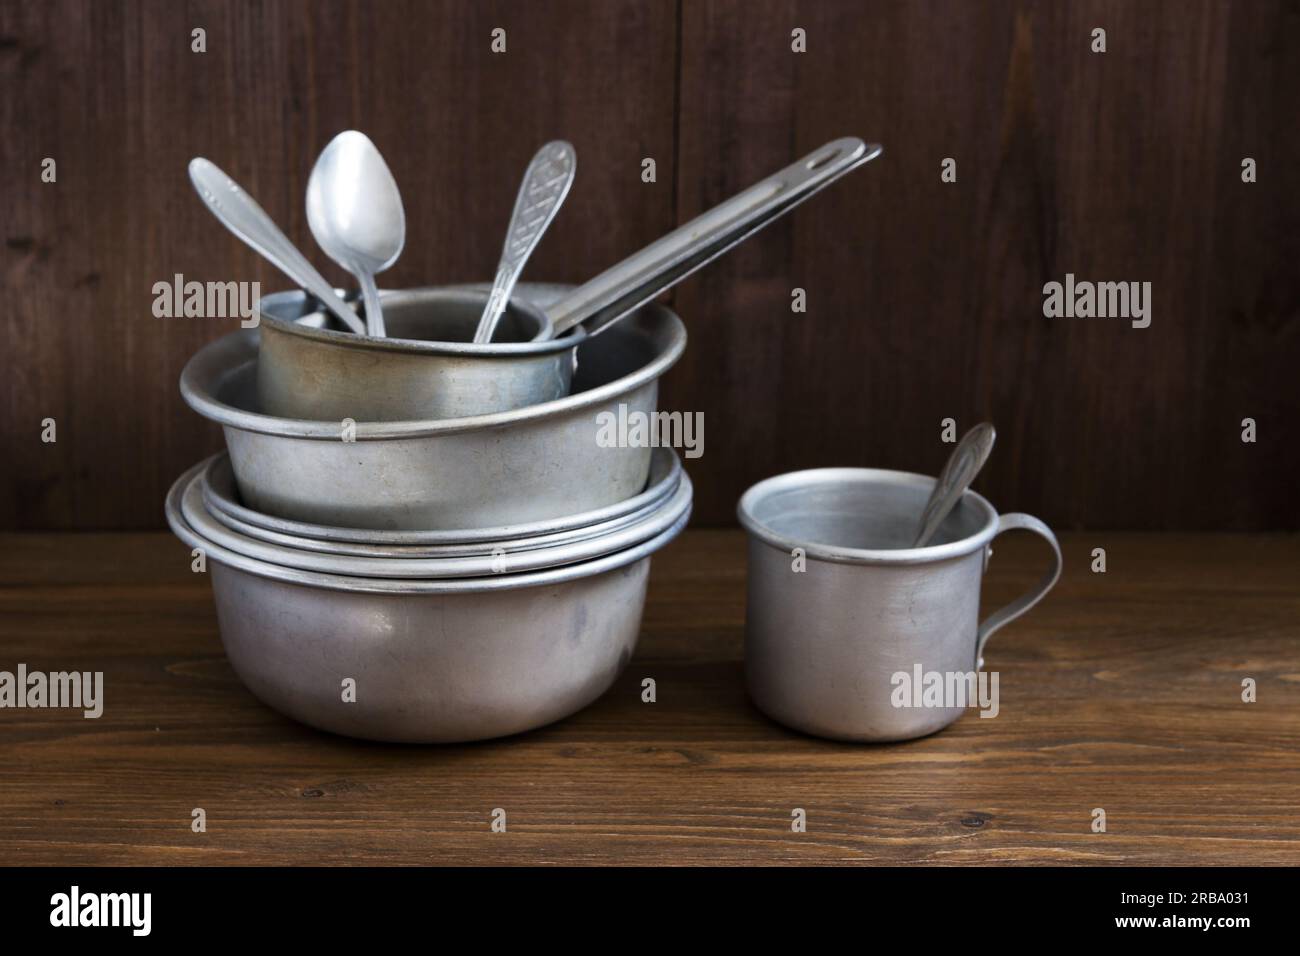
166,460 -> 690,594
179,459 -> 694,579
206,497 -> 675,558
181,291 -> 687,440
201,446 -> 682,545
736,467 -> 999,566
258,286 -> 584,357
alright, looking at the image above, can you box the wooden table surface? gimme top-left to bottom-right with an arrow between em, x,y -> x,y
1,529 -> 1297,866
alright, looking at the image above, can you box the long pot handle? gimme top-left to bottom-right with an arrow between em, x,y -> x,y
975,513 -> 1062,669
546,137 -> 883,337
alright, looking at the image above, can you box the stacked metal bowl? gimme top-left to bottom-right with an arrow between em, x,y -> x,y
167,283 -> 691,742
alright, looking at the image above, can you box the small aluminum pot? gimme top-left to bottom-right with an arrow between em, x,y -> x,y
737,468 -> 1061,742
166,462 -> 690,743
180,284 -> 686,530
180,458 -> 693,578
200,446 -> 682,549
257,287 -> 587,422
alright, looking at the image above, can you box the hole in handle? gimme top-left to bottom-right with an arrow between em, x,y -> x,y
805,147 -> 842,171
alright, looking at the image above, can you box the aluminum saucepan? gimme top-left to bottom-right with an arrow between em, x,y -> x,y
257,287 -> 581,421
200,446 -> 682,548
258,138 -> 881,422
180,459 -> 693,578
180,284 -> 686,530
165,461 -> 690,743
738,468 -> 1061,742
200,448 -> 683,557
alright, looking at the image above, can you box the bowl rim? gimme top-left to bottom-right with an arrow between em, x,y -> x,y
258,285 -> 584,357
166,460 -> 691,594
180,284 -> 687,439
180,459 -> 694,579
736,467 -> 1000,566
202,446 -> 683,545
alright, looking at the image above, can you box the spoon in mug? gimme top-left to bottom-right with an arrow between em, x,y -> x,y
187,158 -> 366,335
473,141 -> 576,344
912,422 -> 997,548
306,131 -> 406,338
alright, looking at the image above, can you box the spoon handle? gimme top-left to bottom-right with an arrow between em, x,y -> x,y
359,273 -> 385,338
913,422 -> 997,548
547,137 -> 881,337
473,142 -> 576,344
187,158 -> 365,336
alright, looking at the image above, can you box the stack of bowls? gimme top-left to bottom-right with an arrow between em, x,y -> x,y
167,283 -> 691,742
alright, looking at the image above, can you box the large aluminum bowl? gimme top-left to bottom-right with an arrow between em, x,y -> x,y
166,461 -> 691,743
180,283 -> 686,530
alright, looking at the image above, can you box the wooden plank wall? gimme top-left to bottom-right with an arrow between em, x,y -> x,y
2,0 -> 1296,530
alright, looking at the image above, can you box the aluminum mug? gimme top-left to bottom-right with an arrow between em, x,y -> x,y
737,468 -> 1062,742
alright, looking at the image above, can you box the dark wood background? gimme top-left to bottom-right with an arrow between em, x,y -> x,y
2,0 -> 1296,531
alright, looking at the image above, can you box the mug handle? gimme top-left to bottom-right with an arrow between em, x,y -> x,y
975,513 -> 1062,669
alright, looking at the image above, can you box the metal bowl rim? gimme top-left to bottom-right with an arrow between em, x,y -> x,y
201,446 -> 683,545
736,467 -> 1000,566
205,498 -> 674,558
258,285 -> 585,357
180,460 -> 693,579
167,460 -> 690,594
180,295 -> 686,439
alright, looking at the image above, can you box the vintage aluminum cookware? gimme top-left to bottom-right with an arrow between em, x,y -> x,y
180,284 -> 685,530
166,461 -> 691,743
180,458 -> 693,578
257,287 -> 581,422
256,139 -> 880,422
738,468 -> 1061,742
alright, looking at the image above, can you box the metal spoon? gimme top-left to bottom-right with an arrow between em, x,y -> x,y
912,422 -> 997,548
473,141 -> 576,344
306,131 -> 406,338
186,158 -> 365,335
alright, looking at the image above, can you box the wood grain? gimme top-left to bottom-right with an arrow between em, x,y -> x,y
0,0 -> 1296,531
0,0 -> 678,529
1,529 -> 1296,865
668,0 -> 1300,530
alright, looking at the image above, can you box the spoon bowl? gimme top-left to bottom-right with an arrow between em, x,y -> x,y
306,130 -> 406,337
